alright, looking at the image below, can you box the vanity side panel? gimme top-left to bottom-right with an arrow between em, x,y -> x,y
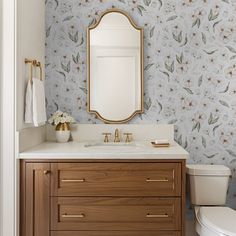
24,163 -> 51,236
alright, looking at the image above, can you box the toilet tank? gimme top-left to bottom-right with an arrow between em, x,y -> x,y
187,165 -> 231,206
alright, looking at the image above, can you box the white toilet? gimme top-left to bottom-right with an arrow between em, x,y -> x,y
187,164 -> 236,236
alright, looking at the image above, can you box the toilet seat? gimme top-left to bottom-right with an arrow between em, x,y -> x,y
196,207 -> 236,236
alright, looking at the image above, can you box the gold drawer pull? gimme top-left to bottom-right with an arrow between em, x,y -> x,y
146,178 -> 169,182
61,179 -> 85,182
62,213 -> 85,218
146,213 -> 169,218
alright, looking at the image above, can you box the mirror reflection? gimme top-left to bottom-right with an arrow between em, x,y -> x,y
87,9 -> 143,123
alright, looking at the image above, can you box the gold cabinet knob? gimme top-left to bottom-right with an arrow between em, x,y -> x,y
124,133 -> 132,143
43,170 -> 51,175
102,133 -> 111,142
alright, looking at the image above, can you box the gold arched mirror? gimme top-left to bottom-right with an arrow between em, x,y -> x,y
87,9 -> 144,124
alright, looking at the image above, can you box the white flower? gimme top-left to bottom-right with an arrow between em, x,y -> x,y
48,110 -> 75,125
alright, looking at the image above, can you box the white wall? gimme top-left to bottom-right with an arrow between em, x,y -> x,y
16,0 -> 45,130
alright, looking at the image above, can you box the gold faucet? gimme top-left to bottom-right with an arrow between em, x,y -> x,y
114,128 -> 120,142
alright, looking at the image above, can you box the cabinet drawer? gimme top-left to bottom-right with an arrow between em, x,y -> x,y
51,197 -> 181,231
51,231 -> 181,236
51,163 -> 181,196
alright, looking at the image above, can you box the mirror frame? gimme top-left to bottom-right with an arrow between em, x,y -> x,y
87,8 -> 144,124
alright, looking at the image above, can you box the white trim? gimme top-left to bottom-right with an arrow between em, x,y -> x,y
0,0 -> 3,234
1,0 -> 17,236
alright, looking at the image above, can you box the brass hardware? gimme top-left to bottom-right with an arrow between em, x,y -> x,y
146,213 -> 168,218
102,133 -> 111,142
87,8 -> 144,124
124,133 -> 132,143
62,213 -> 85,218
43,170 -> 50,175
61,179 -> 85,182
25,58 -> 43,82
114,128 -> 120,142
146,178 -> 169,182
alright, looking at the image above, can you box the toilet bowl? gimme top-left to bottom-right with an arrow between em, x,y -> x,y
195,206 -> 236,236
187,165 -> 235,236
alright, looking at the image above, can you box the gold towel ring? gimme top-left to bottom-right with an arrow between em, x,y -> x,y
25,58 -> 43,82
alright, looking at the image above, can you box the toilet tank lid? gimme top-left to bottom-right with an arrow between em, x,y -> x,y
186,165 -> 231,176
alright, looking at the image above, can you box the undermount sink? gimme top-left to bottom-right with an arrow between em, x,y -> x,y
84,142 -> 146,149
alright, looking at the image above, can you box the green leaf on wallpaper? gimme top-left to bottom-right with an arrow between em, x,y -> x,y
172,31 -> 182,43
192,18 -> 201,28
61,61 -> 71,73
226,45 -> 236,54
213,124 -> 221,135
157,100 -> 162,113
143,0 -> 151,6
208,9 -> 219,21
208,113 -> 219,125
183,138 -> 188,149
203,49 -> 218,54
150,26 -> 155,38
219,100 -> 230,107
222,0 -> 229,4
144,63 -> 154,71
201,32 -> 207,44
167,15 -> 178,22
168,119 -> 178,124
198,75 -> 203,87
46,26 -> 51,38
230,159 -> 236,164
72,52 -> 80,64
192,122 -> 200,132
89,18 -> 97,27
204,153 -> 218,158
158,0 -> 163,9
219,82 -> 230,93
56,70 -> 66,80
213,20 -> 222,32
77,36 -> 84,47
137,5 -> 146,16
180,34 -> 188,47
183,87 -> 193,94
160,70 -> 170,80
63,16 -> 74,22
79,87 -> 87,94
226,149 -> 236,157
230,55 -> 236,60
176,135 -> 182,145
144,97 -> 152,110
165,61 -> 174,73
54,0 -> 59,9
201,136 -> 206,148
176,53 -> 183,64
69,31 -> 79,43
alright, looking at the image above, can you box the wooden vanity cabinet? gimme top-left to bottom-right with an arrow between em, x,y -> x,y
21,159 -> 186,236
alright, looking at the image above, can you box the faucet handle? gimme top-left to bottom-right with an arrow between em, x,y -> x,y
102,133 -> 111,143
124,133 -> 132,143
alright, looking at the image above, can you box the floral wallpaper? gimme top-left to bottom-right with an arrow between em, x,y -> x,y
45,0 -> 236,209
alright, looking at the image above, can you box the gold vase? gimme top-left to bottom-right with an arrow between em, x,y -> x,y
55,122 -> 70,131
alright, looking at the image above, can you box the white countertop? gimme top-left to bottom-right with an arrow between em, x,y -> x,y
18,141 -> 189,159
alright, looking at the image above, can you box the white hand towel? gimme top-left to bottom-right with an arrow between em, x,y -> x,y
25,80 -> 33,123
32,78 -> 47,126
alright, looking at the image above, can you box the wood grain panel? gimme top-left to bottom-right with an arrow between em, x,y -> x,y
51,197 -> 181,231
51,163 -> 181,196
24,163 -> 50,236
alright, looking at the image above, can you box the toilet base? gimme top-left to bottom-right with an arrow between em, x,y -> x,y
194,207 -> 225,236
